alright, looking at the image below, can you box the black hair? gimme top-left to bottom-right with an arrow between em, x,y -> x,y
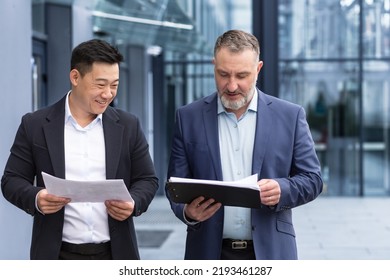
71,39 -> 124,76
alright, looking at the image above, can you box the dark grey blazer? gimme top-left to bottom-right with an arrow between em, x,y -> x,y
1,95 -> 158,259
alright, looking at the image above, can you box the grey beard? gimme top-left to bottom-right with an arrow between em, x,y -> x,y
220,95 -> 247,111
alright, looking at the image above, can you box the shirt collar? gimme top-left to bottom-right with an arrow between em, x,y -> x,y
64,91 -> 103,126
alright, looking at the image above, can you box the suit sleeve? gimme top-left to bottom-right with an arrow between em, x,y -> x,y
275,107 -> 323,211
126,116 -> 159,217
1,114 -> 42,216
165,109 -> 190,223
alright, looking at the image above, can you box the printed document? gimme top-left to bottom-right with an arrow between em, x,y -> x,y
169,174 -> 259,191
42,172 -> 133,203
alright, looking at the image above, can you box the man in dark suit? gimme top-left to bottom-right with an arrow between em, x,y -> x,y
1,39 -> 158,260
166,30 -> 323,260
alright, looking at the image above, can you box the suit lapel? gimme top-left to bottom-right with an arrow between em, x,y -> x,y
102,107 -> 123,179
252,89 -> 273,177
43,97 -> 66,178
203,94 -> 223,180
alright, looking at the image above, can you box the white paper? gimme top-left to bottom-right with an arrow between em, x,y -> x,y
169,174 -> 259,191
42,172 -> 134,203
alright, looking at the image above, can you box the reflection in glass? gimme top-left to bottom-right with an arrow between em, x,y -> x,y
279,0 -> 360,59
279,61 -> 361,195
363,62 -> 390,195
278,0 -> 390,196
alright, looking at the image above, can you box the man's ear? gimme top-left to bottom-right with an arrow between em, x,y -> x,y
257,61 -> 263,74
69,69 -> 79,86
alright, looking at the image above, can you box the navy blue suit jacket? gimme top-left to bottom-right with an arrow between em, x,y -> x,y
166,88 -> 323,259
2,95 -> 158,259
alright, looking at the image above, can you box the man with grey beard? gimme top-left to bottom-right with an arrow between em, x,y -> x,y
166,29 -> 323,260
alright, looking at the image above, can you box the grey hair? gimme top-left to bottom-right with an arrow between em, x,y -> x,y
214,30 -> 260,60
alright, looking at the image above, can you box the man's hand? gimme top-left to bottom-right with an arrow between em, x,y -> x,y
184,196 -> 221,222
37,189 -> 71,214
105,200 -> 134,221
258,179 -> 281,206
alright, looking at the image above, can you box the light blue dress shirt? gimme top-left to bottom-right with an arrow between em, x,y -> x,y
218,90 -> 258,240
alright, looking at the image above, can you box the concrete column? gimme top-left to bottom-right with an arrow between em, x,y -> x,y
126,46 -> 153,145
0,0 -> 33,260
46,2 -> 93,105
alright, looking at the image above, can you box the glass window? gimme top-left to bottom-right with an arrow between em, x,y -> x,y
279,0 -> 390,196
363,61 -> 390,195
279,0 -> 360,59
279,61 -> 361,195
363,0 -> 390,58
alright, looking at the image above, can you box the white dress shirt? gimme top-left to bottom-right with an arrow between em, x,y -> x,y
218,90 -> 258,240
62,92 -> 110,244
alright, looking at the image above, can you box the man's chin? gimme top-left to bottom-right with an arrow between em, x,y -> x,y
221,98 -> 246,111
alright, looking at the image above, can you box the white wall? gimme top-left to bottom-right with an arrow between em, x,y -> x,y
0,0 -> 33,259
72,4 -> 93,47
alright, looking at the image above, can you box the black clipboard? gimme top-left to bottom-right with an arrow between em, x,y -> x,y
166,181 -> 261,208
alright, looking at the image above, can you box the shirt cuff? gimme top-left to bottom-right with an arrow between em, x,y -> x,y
35,192 -> 45,215
183,205 -> 199,225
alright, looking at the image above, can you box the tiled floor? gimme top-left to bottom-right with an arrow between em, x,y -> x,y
134,196 -> 390,260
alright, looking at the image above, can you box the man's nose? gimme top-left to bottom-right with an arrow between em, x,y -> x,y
227,78 -> 238,92
102,86 -> 113,98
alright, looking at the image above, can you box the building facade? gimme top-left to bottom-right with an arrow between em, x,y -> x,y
0,0 -> 389,259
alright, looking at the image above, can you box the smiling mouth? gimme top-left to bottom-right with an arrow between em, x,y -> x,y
96,100 -> 108,105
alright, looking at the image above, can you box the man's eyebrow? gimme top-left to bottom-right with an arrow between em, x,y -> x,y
216,69 -> 250,75
94,78 -> 119,83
